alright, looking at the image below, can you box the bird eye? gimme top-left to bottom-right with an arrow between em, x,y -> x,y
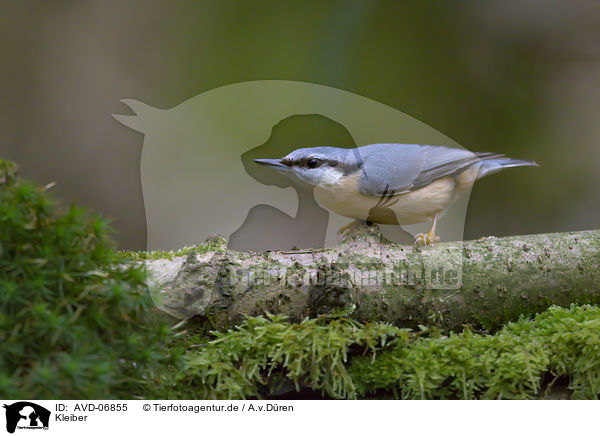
306,158 -> 321,169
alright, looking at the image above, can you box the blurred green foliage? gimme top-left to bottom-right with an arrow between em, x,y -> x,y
2,2 -> 599,250
0,159 -> 183,398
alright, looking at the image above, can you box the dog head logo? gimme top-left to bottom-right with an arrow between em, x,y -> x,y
114,80 -> 469,316
3,402 -> 50,434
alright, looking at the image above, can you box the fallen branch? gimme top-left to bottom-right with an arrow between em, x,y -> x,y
143,223 -> 600,330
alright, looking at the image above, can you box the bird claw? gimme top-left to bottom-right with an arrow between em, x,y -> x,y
336,221 -> 356,243
414,232 -> 440,246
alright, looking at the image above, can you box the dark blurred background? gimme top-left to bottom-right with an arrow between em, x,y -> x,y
1,0 -> 598,249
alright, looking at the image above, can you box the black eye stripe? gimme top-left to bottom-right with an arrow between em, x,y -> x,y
282,157 -> 338,167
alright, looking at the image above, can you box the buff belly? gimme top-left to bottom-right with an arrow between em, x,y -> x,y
313,167 -> 479,225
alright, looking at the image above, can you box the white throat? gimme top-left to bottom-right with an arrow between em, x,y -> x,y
316,167 -> 344,187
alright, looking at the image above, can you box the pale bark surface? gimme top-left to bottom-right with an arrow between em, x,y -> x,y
143,223 -> 600,330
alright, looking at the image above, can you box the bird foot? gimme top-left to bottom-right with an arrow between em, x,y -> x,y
337,220 -> 362,243
337,221 -> 355,239
414,232 -> 440,247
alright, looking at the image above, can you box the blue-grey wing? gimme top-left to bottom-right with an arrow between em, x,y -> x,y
355,143 -> 425,196
357,144 -> 493,196
410,145 -> 499,190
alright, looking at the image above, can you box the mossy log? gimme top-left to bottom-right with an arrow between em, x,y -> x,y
144,223 -> 600,330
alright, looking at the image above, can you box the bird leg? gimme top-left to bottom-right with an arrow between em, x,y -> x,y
414,214 -> 441,246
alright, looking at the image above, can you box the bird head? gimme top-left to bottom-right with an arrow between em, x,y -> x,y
254,146 -> 359,187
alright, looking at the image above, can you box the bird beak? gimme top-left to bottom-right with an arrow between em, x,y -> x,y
253,159 -> 289,169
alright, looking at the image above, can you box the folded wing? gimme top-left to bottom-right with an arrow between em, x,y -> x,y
357,143 -> 534,197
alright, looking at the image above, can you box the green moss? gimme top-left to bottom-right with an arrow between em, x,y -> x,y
351,304 -> 600,399
118,238 -> 227,261
179,309 -> 404,399
179,304 -> 600,399
0,159 -> 183,399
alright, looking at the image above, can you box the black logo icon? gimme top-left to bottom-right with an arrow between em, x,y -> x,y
3,402 -> 50,434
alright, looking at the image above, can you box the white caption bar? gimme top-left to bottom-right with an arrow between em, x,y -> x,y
0,400 -> 592,436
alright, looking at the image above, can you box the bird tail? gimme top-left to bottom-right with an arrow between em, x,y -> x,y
476,154 -> 539,179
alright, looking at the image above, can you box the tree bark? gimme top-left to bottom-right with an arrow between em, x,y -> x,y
144,223 -> 600,331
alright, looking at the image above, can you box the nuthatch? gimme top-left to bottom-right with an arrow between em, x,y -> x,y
254,143 -> 538,245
